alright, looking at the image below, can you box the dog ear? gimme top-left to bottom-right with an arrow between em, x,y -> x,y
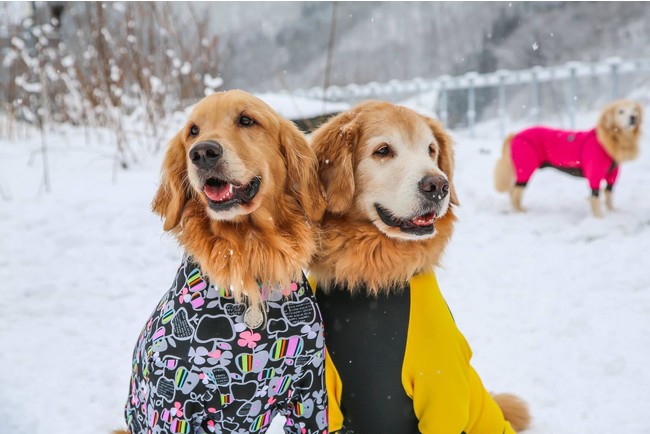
600,104 -> 617,131
635,102 -> 644,134
310,112 -> 359,215
279,119 -> 327,223
152,129 -> 189,231
422,116 -> 459,206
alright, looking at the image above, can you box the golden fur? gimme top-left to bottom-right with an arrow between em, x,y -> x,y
596,99 -> 643,163
153,90 -> 325,306
494,99 -> 643,195
309,101 -> 458,294
492,393 -> 532,432
494,133 -> 515,193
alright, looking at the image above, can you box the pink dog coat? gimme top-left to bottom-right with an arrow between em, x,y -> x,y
510,127 -> 618,195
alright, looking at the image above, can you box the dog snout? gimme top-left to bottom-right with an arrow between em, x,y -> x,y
630,115 -> 637,125
190,141 -> 223,170
418,175 -> 449,200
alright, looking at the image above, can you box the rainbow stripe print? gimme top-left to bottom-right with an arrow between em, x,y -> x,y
236,354 -> 254,373
270,336 -> 304,360
257,367 -> 276,382
186,268 -> 207,292
175,367 -> 189,388
219,286 -> 233,298
250,410 -> 272,432
220,393 -> 232,405
171,418 -> 190,434
273,376 -> 293,395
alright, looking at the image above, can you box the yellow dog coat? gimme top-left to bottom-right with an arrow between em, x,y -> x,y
313,272 -> 515,434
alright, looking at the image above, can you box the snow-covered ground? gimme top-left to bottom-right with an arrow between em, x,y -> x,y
1,97 -> 649,434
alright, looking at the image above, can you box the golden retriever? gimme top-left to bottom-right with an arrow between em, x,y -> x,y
309,101 -> 530,433
115,90 -> 329,434
309,101 -> 458,292
152,90 -> 325,305
494,99 -> 643,217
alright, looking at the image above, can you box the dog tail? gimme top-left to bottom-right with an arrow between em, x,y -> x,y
494,134 -> 515,192
111,430 -> 130,434
493,393 -> 532,432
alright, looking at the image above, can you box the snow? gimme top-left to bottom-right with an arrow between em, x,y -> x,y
203,74 -> 224,90
2,50 -> 18,68
14,75 -> 42,94
180,62 -> 192,76
10,36 -> 25,49
255,93 -> 350,121
398,89 -> 440,119
1,97 -> 649,434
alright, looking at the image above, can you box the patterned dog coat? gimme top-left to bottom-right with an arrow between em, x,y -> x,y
123,256 -> 328,434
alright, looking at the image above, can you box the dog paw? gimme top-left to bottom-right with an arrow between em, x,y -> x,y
591,208 -> 604,218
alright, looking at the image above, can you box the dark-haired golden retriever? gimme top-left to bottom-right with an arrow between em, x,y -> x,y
153,90 -> 325,305
115,90 -> 328,434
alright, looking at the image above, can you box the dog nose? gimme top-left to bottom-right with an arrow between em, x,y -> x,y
418,175 -> 449,200
190,141 -> 223,170
630,115 -> 637,125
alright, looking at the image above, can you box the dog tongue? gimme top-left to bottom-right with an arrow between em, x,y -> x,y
204,183 -> 233,202
412,212 -> 436,227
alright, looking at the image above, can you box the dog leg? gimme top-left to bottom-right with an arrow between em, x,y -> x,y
605,190 -> 615,211
589,195 -> 603,218
510,186 -> 526,212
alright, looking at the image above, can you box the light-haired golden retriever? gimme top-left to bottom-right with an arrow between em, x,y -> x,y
494,99 -> 643,217
309,101 -> 458,293
153,90 -> 325,305
309,101 -> 530,432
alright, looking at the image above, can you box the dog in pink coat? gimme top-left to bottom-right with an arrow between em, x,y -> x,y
494,100 -> 643,217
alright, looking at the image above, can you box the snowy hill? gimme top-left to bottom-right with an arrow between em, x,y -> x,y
0,95 -> 649,434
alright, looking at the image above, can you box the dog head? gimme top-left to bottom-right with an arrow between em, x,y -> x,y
152,90 -> 325,231
597,99 -> 643,162
311,101 -> 458,241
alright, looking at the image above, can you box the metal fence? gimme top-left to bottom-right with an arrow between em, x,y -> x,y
294,57 -> 650,138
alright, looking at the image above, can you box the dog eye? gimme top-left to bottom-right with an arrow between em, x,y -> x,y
428,143 -> 436,156
373,145 -> 394,157
189,124 -> 200,137
238,115 -> 255,127
618,109 -> 625,114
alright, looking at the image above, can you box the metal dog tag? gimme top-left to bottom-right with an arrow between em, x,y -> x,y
244,305 -> 264,329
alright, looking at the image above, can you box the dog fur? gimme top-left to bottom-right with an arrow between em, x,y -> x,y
492,393 -> 532,432
152,90 -> 325,307
309,101 -> 458,294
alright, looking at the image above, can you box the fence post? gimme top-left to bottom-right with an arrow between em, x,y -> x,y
466,72 -> 478,138
607,57 -> 621,101
497,70 -> 508,139
438,75 -> 450,127
530,66 -> 541,123
566,62 -> 579,129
